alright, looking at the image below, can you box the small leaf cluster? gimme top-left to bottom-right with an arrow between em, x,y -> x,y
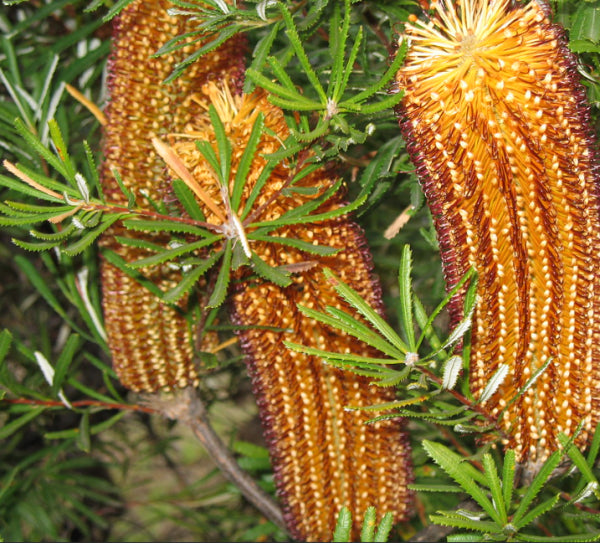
416,436 -> 600,542
332,506 -> 394,543
285,245 -> 501,435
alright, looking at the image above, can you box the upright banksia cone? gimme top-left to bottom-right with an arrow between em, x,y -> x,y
165,84 -> 413,541
397,0 -> 600,467
100,0 -> 244,391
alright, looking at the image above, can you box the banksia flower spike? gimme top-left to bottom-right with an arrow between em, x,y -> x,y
100,0 -> 244,391
164,84 -> 414,541
397,0 -> 600,468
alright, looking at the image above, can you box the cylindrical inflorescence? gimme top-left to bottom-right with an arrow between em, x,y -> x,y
397,0 -> 600,467
100,0 -> 245,391
167,85 -> 414,541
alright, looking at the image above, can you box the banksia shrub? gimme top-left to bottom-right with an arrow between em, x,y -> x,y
5,0 -> 600,541
397,0 -> 600,468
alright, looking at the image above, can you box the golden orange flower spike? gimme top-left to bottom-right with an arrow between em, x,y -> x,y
397,0 -> 600,468
167,85 -> 414,541
99,0 -> 245,391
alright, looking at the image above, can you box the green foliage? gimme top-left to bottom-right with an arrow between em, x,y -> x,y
2,0 -> 600,541
332,506 -> 394,542
419,439 -> 600,542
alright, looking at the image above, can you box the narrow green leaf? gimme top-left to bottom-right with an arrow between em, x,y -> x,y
100,249 -> 165,300
268,95 -> 325,112
297,303 -> 403,359
163,251 -> 222,303
12,238 -> 59,252
413,293 -> 443,353
239,157 -> 278,221
446,534 -> 485,542
408,483 -> 463,493
111,168 -> 136,208
324,268 -> 409,355
83,140 -> 102,199
207,240 -> 232,308
332,506 -> 352,542
48,119 -> 76,183
164,26 -> 240,84
66,377 -> 123,405
347,395 -> 429,412
428,513 -> 498,533
346,38 -> 407,105
0,172 -> 65,203
244,23 -> 281,93
337,26 -> 363,104
0,329 -> 12,364
232,112 -> 265,210
122,218 -> 212,237
483,453 -> 507,524
278,2 -> 327,103
267,55 -> 302,94
571,421 -> 600,498
246,68 -> 318,107
587,422 -> 600,467
129,235 -> 221,269
415,267 -> 476,351
14,254 -> 70,324
284,340 -> 394,368
195,139 -> 222,183
0,407 -> 45,439
358,92 -> 404,115
63,214 -> 123,256
360,506 -> 376,543
52,334 -> 81,395
558,433 -> 599,492
209,104 -> 232,187
172,178 -> 206,221
502,449 -> 516,511
328,1 -> 342,97
514,494 -> 560,530
512,450 -> 562,527
250,253 -> 292,287
250,232 -> 338,257
373,511 -> 393,543
0,209 -> 73,226
77,411 -> 91,453
30,223 -> 76,241
422,440 -> 500,523
398,245 -> 416,351
249,178 -> 344,228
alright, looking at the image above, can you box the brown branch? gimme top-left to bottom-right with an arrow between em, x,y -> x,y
5,391 -> 287,529
2,397 -> 155,413
418,365 -> 511,442
152,387 -> 287,533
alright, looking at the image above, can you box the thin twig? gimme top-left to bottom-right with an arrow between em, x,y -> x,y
154,387 -> 287,533
2,397 -> 155,413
